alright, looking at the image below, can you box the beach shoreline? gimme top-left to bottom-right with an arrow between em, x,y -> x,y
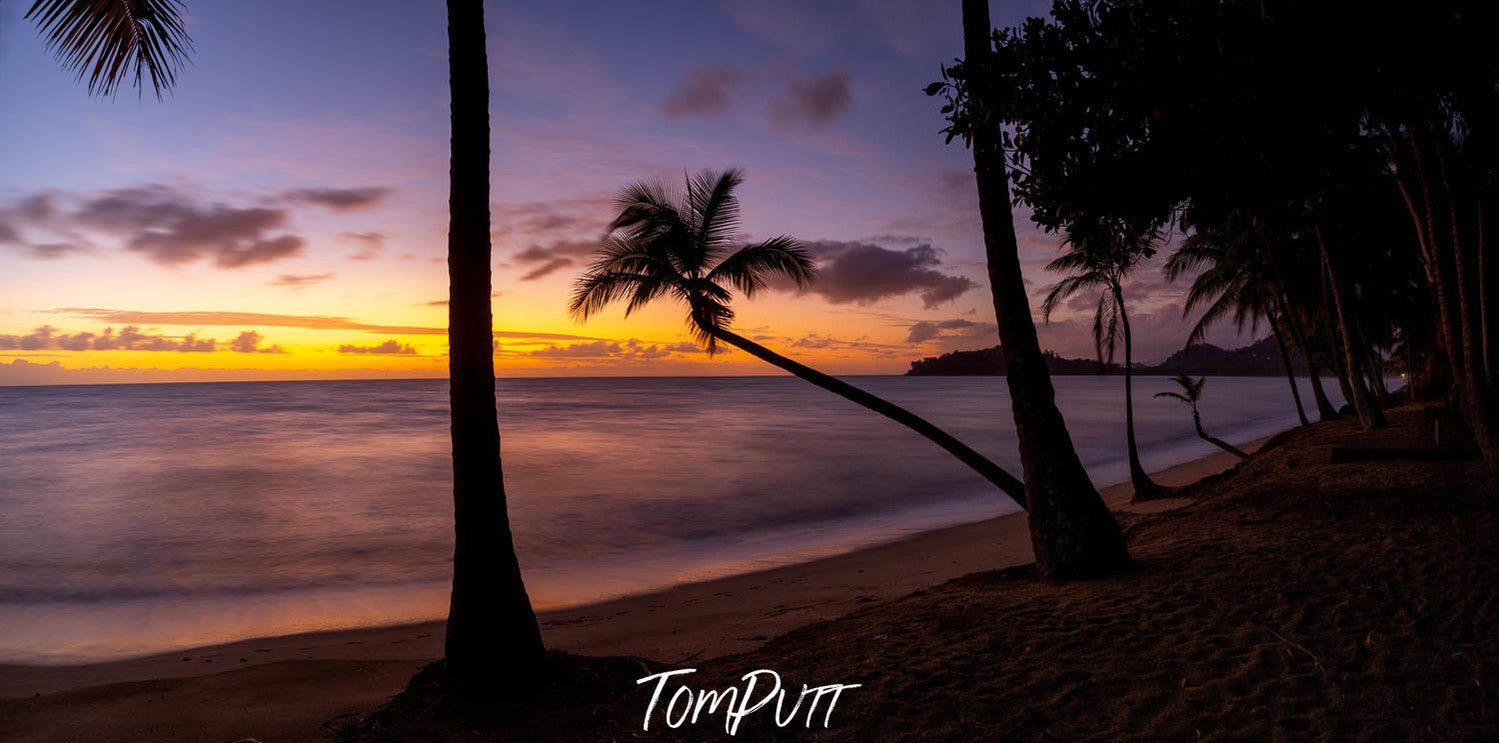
0,437 -> 1259,702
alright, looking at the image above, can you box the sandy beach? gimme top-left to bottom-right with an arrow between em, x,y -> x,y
0,440 -> 1254,742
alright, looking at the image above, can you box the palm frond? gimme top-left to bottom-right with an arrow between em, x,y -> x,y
27,0 -> 192,99
568,270 -> 667,321
687,169 -> 744,256
707,235 -> 815,297
1040,271 -> 1109,321
1154,390 -> 1191,404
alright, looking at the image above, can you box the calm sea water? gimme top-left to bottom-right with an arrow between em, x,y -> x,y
0,375 -> 1333,663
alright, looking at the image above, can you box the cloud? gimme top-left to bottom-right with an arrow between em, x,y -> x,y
11,185 -> 306,268
796,239 -> 977,308
338,340 -> 417,355
0,325 -> 220,352
493,198 -> 612,242
283,187 -> 389,211
660,64 -> 741,118
511,238 -> 599,281
27,242 -> 92,260
230,331 -> 287,354
769,68 -> 852,128
0,184 -> 386,267
520,258 -> 575,281
341,231 -> 385,261
905,318 -> 996,343
271,273 -> 335,287
526,338 -> 707,360
48,309 -> 610,342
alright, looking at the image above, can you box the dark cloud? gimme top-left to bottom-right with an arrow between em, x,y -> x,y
284,187 -> 389,211
0,185 -> 386,267
0,325 -> 221,352
520,257 -> 575,281
271,273 -> 334,287
341,231 -> 385,261
770,68 -> 852,127
905,318 -> 994,343
230,331 -> 287,354
338,340 -> 417,355
660,64 -> 741,118
511,239 -> 599,281
72,185 -> 303,268
797,239 -> 977,308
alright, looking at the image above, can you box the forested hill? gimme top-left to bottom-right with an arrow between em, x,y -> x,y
906,336 -> 1300,376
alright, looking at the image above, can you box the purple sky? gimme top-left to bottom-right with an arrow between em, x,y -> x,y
0,0 -> 1251,383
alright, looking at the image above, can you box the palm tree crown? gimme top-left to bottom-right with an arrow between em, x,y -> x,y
26,0 -> 193,98
1041,216 -> 1161,364
1155,372 -> 1205,411
570,169 -> 814,352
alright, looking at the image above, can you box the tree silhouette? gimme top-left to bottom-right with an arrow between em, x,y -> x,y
1155,373 -> 1248,459
1042,215 -> 1167,501
919,0 -> 1131,579
442,0 -> 546,691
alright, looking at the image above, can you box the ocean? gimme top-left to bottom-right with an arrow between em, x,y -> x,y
0,375 -> 1333,663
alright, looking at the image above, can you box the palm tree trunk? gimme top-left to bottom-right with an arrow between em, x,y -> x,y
1269,314 -> 1310,426
1257,226 -> 1336,421
961,0 -> 1129,579
1314,224 -> 1387,429
1114,286 -> 1164,500
709,327 -> 1026,507
1278,296 -> 1337,421
443,0 -> 545,690
1192,410 -> 1249,459
1319,273 -> 1357,407
1434,134 -> 1499,464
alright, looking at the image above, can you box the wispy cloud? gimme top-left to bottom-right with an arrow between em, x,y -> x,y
769,68 -> 853,128
661,65 -> 742,118
271,273 -> 335,288
338,339 -> 417,355
51,308 -> 608,342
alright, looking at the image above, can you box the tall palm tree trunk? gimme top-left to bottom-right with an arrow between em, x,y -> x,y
1278,295 -> 1338,420
709,327 -> 1026,507
1269,314 -> 1310,426
1314,224 -> 1387,429
1113,287 -> 1165,500
961,0 -> 1129,578
1319,275 -> 1358,407
1191,409 -> 1250,459
444,0 -> 545,689
1257,226 -> 1336,420
1434,135 -> 1499,464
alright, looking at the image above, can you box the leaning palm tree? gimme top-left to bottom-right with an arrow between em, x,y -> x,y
570,168 -> 1028,508
30,0 -> 549,692
1042,215 -> 1167,501
1155,373 -> 1249,459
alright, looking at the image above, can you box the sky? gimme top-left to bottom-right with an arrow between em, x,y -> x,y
0,0 -> 1250,385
